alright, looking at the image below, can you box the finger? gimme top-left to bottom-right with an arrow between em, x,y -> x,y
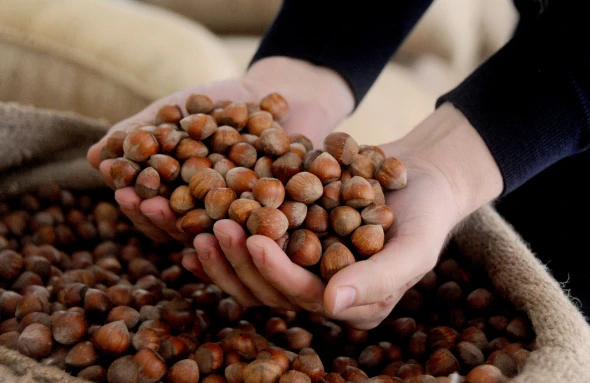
193,233 -> 262,307
114,188 -> 172,243
246,234 -> 327,314
140,197 -> 192,244
324,238 -> 440,316
88,137 -> 109,169
181,250 -> 212,283
213,220 -> 299,311
99,159 -> 116,190
331,289 -> 400,330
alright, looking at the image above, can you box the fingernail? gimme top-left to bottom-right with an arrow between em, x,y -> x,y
197,248 -> 210,261
214,230 -> 231,248
333,286 -> 356,314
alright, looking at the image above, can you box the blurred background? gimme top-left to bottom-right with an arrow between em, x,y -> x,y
0,0 -> 518,145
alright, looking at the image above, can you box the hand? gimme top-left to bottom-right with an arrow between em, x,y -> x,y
86,57 -> 354,245
184,102 -> 504,330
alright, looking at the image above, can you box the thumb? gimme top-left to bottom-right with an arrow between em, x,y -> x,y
324,236 -> 442,315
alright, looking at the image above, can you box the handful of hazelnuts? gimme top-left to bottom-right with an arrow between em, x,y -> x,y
104,93 -> 407,281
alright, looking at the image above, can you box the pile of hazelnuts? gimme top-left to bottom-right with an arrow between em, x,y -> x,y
103,93 -> 406,281
0,185 -> 535,383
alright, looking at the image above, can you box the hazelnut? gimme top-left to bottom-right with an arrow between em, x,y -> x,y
436,281 -> 463,307
286,229 -> 322,267
15,292 -> 50,319
289,143 -> 308,159
186,93 -> 214,114
192,342 -> 224,374
0,331 -> 19,350
189,168 -> 227,200
0,249 -> 23,280
322,373 -> 346,383
168,359 -> 201,383
456,341 -> 485,369
170,185 -> 197,215
247,111 -> 274,136
133,348 -> 167,383
181,156 -> 212,183
254,156 -> 275,178
148,154 -> 181,182
351,225 -> 385,257
458,326 -> 488,351
349,154 -> 376,179
318,181 -> 342,211
375,157 -> 407,190
111,158 -> 141,189
275,232 -> 290,252
252,178 -> 286,208
106,130 -> 127,157
77,365 -> 107,382
323,132 -> 359,165
367,179 -> 386,205
242,359 -> 283,383
155,104 -> 183,125
259,128 -> 291,157
135,167 -> 160,199
358,344 -> 386,369
330,206 -> 362,237
320,243 -> 355,281
342,176 -> 375,208
464,364 -> 505,383
19,312 -> 51,331
487,350 -> 517,378
260,92 -> 290,122
359,145 -> 386,167
228,199 -> 262,226
320,235 -> 346,253
153,124 -> 184,153
506,316 -> 532,341
17,323 -> 53,359
289,134 -> 314,152
51,311 -> 88,345
108,355 -> 138,383
221,330 -> 258,359
205,188 -> 238,220
281,370 -> 311,383
175,138 -> 209,160
181,113 -> 218,140
360,204 -> 394,231
408,332 -> 428,359
285,172 -> 324,204
341,365 -> 367,383
304,205 -> 329,235
427,326 -> 458,351
210,126 -> 242,153
226,362 -> 248,383
123,130 -> 159,162
226,167 -> 260,195
247,207 -> 289,240
272,152 -> 303,184
229,142 -> 258,168
218,102 -> 249,130
265,317 -> 288,339
84,288 -> 114,315
278,201 -> 307,230
133,327 -> 160,352
107,306 -> 140,329
309,152 -> 341,184
93,320 -> 130,355
65,341 -> 99,367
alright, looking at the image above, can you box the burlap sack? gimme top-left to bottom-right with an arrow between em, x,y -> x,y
0,0 -> 239,124
1,103 -> 589,382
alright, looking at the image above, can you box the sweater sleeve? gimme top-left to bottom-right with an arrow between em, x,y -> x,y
250,0 -> 434,107
437,0 -> 590,195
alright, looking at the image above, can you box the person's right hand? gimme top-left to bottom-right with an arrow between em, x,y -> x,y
86,57 -> 354,248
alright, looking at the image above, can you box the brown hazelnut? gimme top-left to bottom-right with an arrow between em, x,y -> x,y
247,110 -> 274,136
456,341 -> 485,369
225,362 -> 248,383
360,204 -> 394,231
322,372 -> 346,383
226,167 -> 260,195
155,104 -> 183,125
218,102 -> 249,130
309,152 -> 342,185
175,138 -> 209,160
111,158 -> 141,189
464,364 -> 505,383
259,128 -> 291,157
228,142 -> 257,168
286,229 -> 322,267
242,359 -> 283,383
427,326 -> 458,351
181,113 -> 218,140
0,331 -> 19,350
51,311 -> 88,345
342,176 -> 375,208
330,206 -> 362,237
288,134 -> 314,152
210,126 -> 242,153
254,156 -> 275,178
108,355 -> 139,383
65,341 -> 99,367
260,92 -> 290,122
107,306 -> 140,329
148,154 -> 180,182
186,93 -> 214,114
189,168 -> 227,200
228,199 -> 262,226
0,249 -> 23,280
252,178 -> 286,208
106,130 -> 127,158
272,152 -> 303,184
205,188 -> 238,220
323,132 -> 359,166
318,181 -> 342,211
123,130 -> 159,162
375,157 -> 407,190
168,359 -> 201,383
487,350 -> 517,378
351,225 -> 385,257
133,348 -> 167,383
280,370 -> 312,383
349,154 -> 376,179
304,205 -> 329,235
153,123 -> 184,153
93,320 -> 130,355
290,143 -> 308,159
181,156 -> 212,183
170,185 -> 197,215
15,292 -> 50,319
285,172 -> 324,204
341,365 -> 367,383
506,316 -> 532,341
135,167 -> 160,199
18,323 -> 53,360
84,288 -> 113,315
277,201 -> 307,230
133,327 -> 160,352
1,318 -> 19,335
275,232 -> 290,252
320,235 -> 346,253
247,207 -> 289,240
320,243 -> 355,281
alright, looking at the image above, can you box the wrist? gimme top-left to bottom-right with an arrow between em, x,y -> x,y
243,57 -> 355,129
382,102 -> 504,220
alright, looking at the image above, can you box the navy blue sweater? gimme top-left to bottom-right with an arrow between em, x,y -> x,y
251,0 -> 590,196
